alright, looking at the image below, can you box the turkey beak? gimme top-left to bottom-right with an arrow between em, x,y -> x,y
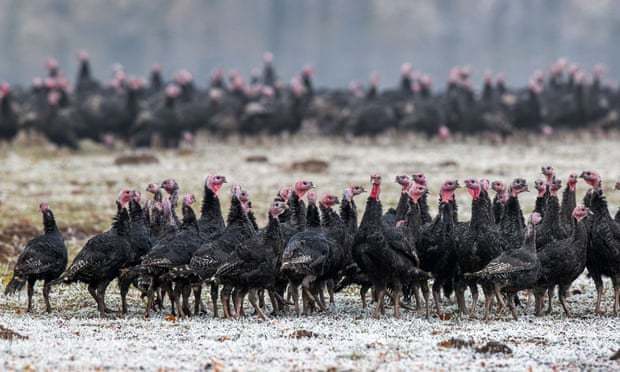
333,198 -> 340,205
523,185 -> 530,192
455,181 -> 461,188
579,172 -> 586,179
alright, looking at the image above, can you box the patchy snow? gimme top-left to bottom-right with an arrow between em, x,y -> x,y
1,135 -> 620,370
1,274 -> 619,371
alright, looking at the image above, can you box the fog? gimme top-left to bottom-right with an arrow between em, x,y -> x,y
0,0 -> 618,87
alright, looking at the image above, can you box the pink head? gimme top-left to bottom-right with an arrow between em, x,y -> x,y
479,179 -> 490,192
306,191 -> 317,205
320,193 -> 339,208
369,174 -> 382,200
278,186 -> 292,202
412,173 -> 427,186
269,200 -> 287,218
541,165 -> 555,182
572,205 -> 590,221
206,175 -> 227,194
47,91 -> 61,106
45,57 -> 58,71
464,178 -> 481,200
263,52 -> 274,64
161,179 -> 178,194
408,183 -> 427,204
400,63 -> 413,76
491,180 -> 505,194
580,170 -> 601,189
183,193 -> 196,206
118,189 -> 132,207
146,183 -> 159,195
294,180 -> 314,198
437,125 -> 451,140
344,185 -> 365,201
549,178 -> 562,196
440,179 -> 460,203
39,202 -> 49,213
530,212 -> 542,226
302,65 -> 314,77
567,173 -> 578,191
534,179 -> 546,197
131,190 -> 141,203
78,50 -> 89,61
0,82 -> 10,96
395,175 -> 412,191
370,71 -> 380,87
510,178 -> 529,197
165,84 -> 181,98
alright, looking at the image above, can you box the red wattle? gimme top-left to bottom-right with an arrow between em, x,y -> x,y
370,183 -> 381,200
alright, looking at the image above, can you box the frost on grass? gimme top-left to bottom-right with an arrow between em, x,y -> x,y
1,274 -> 620,371
1,135 -> 620,370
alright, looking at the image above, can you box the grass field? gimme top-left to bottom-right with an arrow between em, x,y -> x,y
1,133 -> 620,370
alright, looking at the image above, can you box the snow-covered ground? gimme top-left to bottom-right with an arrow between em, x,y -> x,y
1,273 -> 619,371
1,134 -> 620,370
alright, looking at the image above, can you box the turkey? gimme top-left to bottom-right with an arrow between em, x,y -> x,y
135,192 -> 203,318
213,200 -> 287,320
382,175 -> 412,226
417,180 -> 460,317
455,178 -> 516,316
491,180 -> 508,224
190,187 -> 256,318
0,83 -> 19,142
5,203 -> 67,313
499,178 -> 528,251
533,179 -> 547,216
412,172 -> 432,224
616,181 -> 620,224
534,206 -> 590,317
53,190 -> 133,317
280,192 -> 344,315
560,173 -> 579,230
581,174 -> 620,315
352,174 -> 426,318
535,178 -> 569,250
466,213 -> 542,320
118,191 -> 153,314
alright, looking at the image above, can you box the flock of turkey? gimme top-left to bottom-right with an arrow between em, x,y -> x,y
0,52 -> 618,149
5,168 -> 620,321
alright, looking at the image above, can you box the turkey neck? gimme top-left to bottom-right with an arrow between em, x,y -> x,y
369,182 -> 381,200
523,223 -> 537,252
534,195 -> 546,216
395,192 -> 410,221
470,194 -> 493,230
288,192 -> 307,231
78,60 -> 91,81
112,207 -> 131,236
501,195 -> 524,229
1,93 -> 12,115
200,186 -> 224,226
419,191 -> 432,224
561,185 -> 577,226
129,200 -> 146,225
43,211 -> 59,234
306,203 -> 321,228
541,195 -> 562,234
265,215 -> 284,258
181,205 -> 199,232
319,203 -> 340,229
404,202 -> 423,240
571,218 -> 589,259
339,197 -> 358,235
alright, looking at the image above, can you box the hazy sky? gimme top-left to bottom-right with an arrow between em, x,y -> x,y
0,0 -> 618,88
